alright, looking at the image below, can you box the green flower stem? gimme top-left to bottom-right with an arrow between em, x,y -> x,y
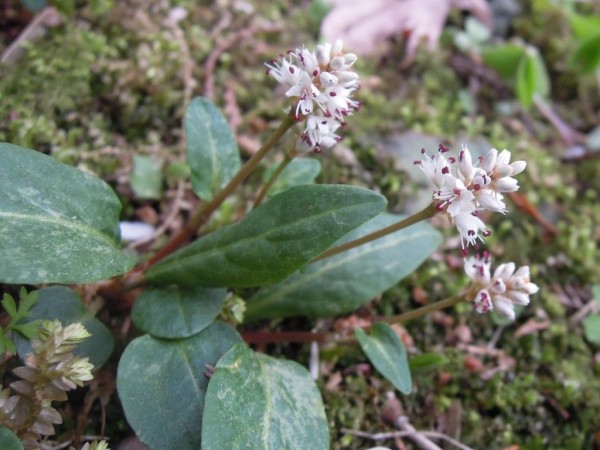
381,295 -> 466,326
253,147 -> 298,207
313,202 -> 438,262
241,295 -> 466,345
142,113 -> 296,270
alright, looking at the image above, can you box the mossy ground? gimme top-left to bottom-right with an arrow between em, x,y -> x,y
1,0 -> 599,449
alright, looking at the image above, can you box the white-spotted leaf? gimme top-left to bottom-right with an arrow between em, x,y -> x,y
186,97 -> 241,201
202,343 -> 329,450
145,185 -> 387,288
117,322 -> 242,450
246,214 -> 442,321
0,143 -> 136,284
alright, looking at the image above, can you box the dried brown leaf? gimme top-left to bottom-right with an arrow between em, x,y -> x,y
321,0 -> 491,67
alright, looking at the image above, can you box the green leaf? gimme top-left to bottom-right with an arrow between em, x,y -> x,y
246,214 -> 442,321
117,322 -> 241,450
13,286 -> 114,368
569,13 -> 600,40
202,343 -> 329,450
132,286 -> 227,339
186,97 -> 241,201
11,322 -> 40,340
515,48 -> 550,109
264,157 -> 322,198
0,334 -> 15,355
570,34 -> 600,74
409,353 -> 449,373
1,294 -> 17,318
146,184 -> 387,288
131,155 -> 163,199
355,322 -> 412,394
583,314 -> 600,345
0,143 -> 136,284
481,43 -> 526,80
0,425 -> 23,450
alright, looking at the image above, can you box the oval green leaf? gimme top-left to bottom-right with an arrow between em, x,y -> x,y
132,286 -> 227,339
409,353 -> 449,373
583,314 -> 600,345
0,425 -> 23,450
117,322 -> 241,450
0,143 -> 136,284
13,286 -> 114,368
202,343 -> 329,450
355,322 -> 412,394
516,48 -> 550,109
146,184 -> 387,288
481,43 -> 525,80
264,157 -> 321,198
245,214 -> 442,321
569,13 -> 600,40
186,97 -> 241,201
570,34 -> 600,74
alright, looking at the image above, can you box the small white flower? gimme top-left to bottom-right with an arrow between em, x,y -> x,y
454,212 -> 489,248
464,255 -> 539,320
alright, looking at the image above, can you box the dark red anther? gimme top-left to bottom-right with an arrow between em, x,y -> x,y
439,144 -> 450,153
340,121 -> 348,127
313,69 -> 319,77
448,157 -> 456,163
289,66 -> 295,74
414,160 -> 422,165
462,248 -> 469,257
329,91 -> 337,97
421,147 -> 427,154
442,166 -> 450,174
459,150 -> 465,161
468,230 -> 476,236
483,230 -> 492,237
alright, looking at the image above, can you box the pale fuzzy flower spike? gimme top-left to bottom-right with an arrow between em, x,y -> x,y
415,144 -> 527,252
464,253 -> 539,320
266,40 -> 359,153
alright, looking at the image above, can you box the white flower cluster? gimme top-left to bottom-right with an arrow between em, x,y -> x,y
464,253 -> 539,320
417,145 -> 526,251
267,40 -> 359,152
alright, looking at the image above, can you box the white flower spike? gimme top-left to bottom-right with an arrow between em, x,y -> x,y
415,144 -> 526,252
267,40 -> 359,153
464,253 -> 539,320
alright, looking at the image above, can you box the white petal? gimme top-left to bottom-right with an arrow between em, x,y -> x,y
495,177 -> 519,192
481,148 -> 498,173
496,149 -> 512,166
477,191 -> 506,213
513,266 -> 530,279
458,147 -> 474,180
508,290 -> 531,305
494,296 -> 516,320
494,262 -> 516,280
510,160 -> 527,175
